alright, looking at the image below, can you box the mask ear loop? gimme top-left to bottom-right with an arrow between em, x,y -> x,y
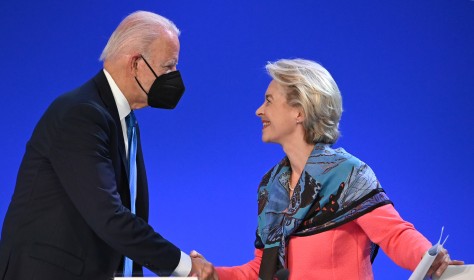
134,77 -> 148,95
140,54 -> 159,78
134,55 -> 153,95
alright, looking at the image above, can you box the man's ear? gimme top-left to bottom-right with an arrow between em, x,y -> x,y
129,54 -> 141,74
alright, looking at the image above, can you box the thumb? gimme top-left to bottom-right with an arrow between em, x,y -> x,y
190,250 -> 202,258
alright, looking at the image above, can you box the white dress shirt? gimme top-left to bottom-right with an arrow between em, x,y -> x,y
103,69 -> 192,277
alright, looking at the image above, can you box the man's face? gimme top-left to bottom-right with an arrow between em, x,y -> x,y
133,30 -> 180,108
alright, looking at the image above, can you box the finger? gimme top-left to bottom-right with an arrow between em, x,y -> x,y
190,250 -> 203,258
190,250 -> 199,256
426,266 -> 435,277
426,256 -> 442,276
435,254 -> 451,277
426,250 -> 448,276
450,260 -> 465,265
200,265 -> 215,280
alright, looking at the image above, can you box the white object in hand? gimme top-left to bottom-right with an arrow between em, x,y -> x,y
409,226 -> 449,280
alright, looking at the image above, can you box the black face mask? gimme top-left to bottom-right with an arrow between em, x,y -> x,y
135,55 -> 185,109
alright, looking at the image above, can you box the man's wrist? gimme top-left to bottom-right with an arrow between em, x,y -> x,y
171,251 -> 192,276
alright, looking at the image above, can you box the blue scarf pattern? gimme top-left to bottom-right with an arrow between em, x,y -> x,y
256,144 -> 391,279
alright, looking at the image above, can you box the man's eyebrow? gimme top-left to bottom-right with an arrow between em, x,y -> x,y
162,59 -> 178,67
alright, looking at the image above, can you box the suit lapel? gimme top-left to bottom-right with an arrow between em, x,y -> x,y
93,71 -> 129,179
92,70 -> 148,220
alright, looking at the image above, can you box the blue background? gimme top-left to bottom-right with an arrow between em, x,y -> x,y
1,1 -> 473,279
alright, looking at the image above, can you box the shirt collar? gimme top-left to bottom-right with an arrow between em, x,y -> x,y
103,69 -> 131,120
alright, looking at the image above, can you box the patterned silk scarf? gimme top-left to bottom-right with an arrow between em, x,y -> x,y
256,144 -> 391,280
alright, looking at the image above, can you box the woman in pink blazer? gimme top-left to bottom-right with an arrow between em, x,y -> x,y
199,58 -> 462,280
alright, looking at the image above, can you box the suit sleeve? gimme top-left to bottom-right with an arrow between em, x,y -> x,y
48,103 -> 181,276
355,204 -> 431,271
215,248 -> 262,280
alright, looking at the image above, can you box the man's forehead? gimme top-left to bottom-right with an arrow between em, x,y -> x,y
148,36 -> 179,61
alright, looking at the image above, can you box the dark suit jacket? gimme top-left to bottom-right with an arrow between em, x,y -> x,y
0,71 -> 181,280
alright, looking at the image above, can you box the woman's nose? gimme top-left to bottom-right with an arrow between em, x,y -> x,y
255,104 -> 263,116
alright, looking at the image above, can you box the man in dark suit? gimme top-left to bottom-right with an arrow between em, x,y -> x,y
0,11 -> 216,280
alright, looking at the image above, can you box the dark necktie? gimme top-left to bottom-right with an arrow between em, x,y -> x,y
123,111 -> 137,277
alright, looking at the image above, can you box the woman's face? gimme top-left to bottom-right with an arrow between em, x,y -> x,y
255,80 -> 302,145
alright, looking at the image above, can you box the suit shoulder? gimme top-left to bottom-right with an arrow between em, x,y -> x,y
46,75 -> 110,117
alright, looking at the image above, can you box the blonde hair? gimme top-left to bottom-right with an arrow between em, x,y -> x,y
266,58 -> 343,144
99,11 -> 180,61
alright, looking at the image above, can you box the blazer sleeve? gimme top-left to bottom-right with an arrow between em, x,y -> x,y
48,102 -> 181,276
215,248 -> 262,280
355,204 -> 432,271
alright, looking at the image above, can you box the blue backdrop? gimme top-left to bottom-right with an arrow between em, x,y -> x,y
1,1 -> 473,279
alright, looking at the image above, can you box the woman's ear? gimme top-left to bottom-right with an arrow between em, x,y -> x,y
296,110 -> 305,124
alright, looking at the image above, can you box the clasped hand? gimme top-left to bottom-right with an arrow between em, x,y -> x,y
189,250 -> 219,280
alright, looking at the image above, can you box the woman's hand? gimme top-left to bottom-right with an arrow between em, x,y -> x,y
426,247 -> 464,278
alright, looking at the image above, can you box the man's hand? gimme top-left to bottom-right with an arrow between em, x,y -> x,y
189,250 -> 219,280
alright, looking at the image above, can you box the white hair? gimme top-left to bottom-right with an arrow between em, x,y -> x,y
99,11 -> 180,61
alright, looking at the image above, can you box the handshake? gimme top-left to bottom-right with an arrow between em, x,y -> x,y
189,250 -> 219,280
188,251 -> 290,280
